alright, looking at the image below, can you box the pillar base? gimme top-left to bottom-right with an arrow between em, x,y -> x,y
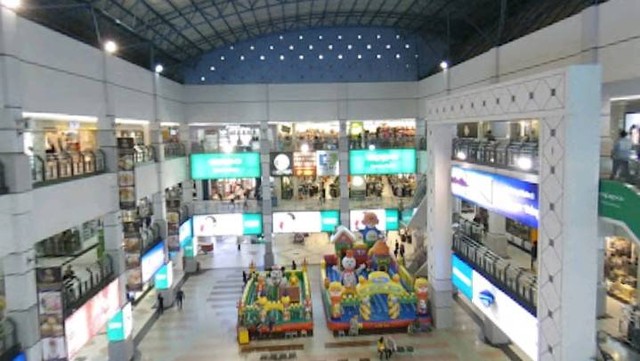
109,339 -> 135,361
429,288 -> 454,329
482,315 -> 510,346
184,258 -> 199,274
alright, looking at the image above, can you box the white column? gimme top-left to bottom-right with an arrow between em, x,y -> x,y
537,66 -> 601,361
426,124 -> 455,329
260,120 -> 274,268
338,119 -> 349,226
0,8 -> 40,360
485,211 -> 509,258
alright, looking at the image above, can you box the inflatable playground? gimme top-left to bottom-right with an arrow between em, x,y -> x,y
237,261 -> 313,342
321,213 -> 431,333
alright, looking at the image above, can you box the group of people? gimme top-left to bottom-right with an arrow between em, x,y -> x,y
155,288 -> 185,314
377,336 -> 398,360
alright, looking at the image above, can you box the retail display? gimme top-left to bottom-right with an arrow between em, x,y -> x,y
237,263 -> 314,341
320,214 -> 431,333
605,236 -> 638,304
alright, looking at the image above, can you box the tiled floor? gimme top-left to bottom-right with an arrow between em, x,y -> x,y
137,265 -> 516,361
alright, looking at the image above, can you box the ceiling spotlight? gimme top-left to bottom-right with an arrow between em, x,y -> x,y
440,61 -> 449,70
300,143 -> 310,153
154,64 -> 164,73
1,0 -> 20,9
104,40 -> 118,54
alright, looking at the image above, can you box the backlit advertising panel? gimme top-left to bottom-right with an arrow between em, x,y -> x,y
179,219 -> 197,258
107,303 -> 133,342
193,214 -> 263,236
65,279 -> 121,358
293,152 -> 316,176
316,150 -> 339,176
451,166 -> 539,227
272,211 -> 340,233
452,254 -> 474,300
471,271 -> 538,360
349,149 -> 416,175
190,152 -> 261,179
349,209 -> 399,231
141,242 -> 165,283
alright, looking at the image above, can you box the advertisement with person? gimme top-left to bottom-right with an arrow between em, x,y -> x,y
316,150 -> 339,176
293,152 -> 316,177
272,212 -> 321,233
193,214 -> 263,237
65,279 -> 121,358
270,152 -> 293,176
451,166 -> 539,228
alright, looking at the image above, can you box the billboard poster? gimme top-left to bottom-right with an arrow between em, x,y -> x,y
141,242 -> 165,283
349,149 -> 417,175
107,303 -> 133,342
316,150 -> 339,176
270,152 -> 293,176
193,214 -> 262,236
190,153 -> 261,179
293,152 -> 316,177
272,211 -> 340,233
451,166 -> 539,228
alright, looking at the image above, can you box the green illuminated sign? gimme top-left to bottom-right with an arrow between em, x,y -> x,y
242,214 -> 263,235
385,209 -> 399,231
320,210 -> 340,232
349,149 -> 416,175
599,180 -> 640,240
190,153 -> 261,180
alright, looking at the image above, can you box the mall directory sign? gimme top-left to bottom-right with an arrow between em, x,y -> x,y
272,211 -> 339,233
190,152 -> 261,179
599,180 -> 640,240
193,213 -> 263,236
349,148 -> 416,175
451,166 -> 539,228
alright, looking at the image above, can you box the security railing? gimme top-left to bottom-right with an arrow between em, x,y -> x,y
164,142 -> 186,159
452,138 -> 539,174
349,134 -> 417,150
192,200 -> 262,214
453,232 -> 537,314
0,160 -> 8,195
0,318 -> 19,357
63,255 -> 115,315
134,145 -> 156,164
31,150 -> 106,186
273,136 -> 339,152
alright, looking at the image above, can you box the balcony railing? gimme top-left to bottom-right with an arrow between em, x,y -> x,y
0,160 -> 8,195
0,318 -> 19,358
31,150 -> 106,186
134,145 -> 156,164
140,222 -> 163,255
451,138 -> 539,174
601,155 -> 640,188
453,232 -> 537,314
349,135 -> 417,150
164,142 -> 186,159
63,255 -> 115,315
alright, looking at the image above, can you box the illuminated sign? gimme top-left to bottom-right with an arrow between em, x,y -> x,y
107,303 -> 133,342
270,152 -> 293,176
154,261 -> 173,290
272,211 -> 339,233
193,213 -> 263,236
451,166 -> 539,228
141,242 -> 165,283
179,219 -> 197,258
65,279 -> 121,358
293,152 -> 316,176
349,209 -> 399,231
190,153 -> 261,179
349,149 -> 416,175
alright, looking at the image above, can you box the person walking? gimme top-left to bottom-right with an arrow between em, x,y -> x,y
242,270 -> 248,285
611,130 -> 632,181
399,244 -> 405,259
384,336 -> 397,359
176,289 -> 185,310
156,293 -> 164,315
377,337 -> 386,360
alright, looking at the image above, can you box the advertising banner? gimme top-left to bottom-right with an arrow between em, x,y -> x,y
193,214 -> 263,236
141,242 -> 165,283
65,279 -> 121,359
471,271 -> 538,360
107,303 -> 133,342
36,267 -> 66,361
272,211 -> 340,233
451,166 -> 539,228
599,180 -> 640,241
293,152 -> 316,176
349,209 -> 399,231
117,138 -> 136,210
452,255 -> 474,300
190,152 -> 261,179
270,152 -> 293,176
166,211 -> 180,252
154,261 -> 174,290
320,210 -> 340,232
316,150 -> 339,176
179,219 -> 197,258
349,149 -> 417,175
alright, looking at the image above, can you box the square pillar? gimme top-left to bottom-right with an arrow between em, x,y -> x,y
338,119 -> 349,226
260,120 -> 274,268
425,124 -> 455,329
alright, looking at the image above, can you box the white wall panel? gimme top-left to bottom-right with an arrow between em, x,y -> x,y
498,14 -> 582,78
111,86 -> 154,121
18,17 -> 102,79
598,0 -> 640,47
269,83 -> 339,101
186,102 -> 267,123
600,38 -> 640,84
184,84 -> 268,103
418,74 -> 447,99
347,82 -> 417,100
0,196 -> 13,259
269,101 -> 338,121
135,164 -> 160,200
157,98 -> 184,123
157,77 -> 183,102
450,50 -> 497,91
499,54 -> 583,82
347,99 -> 418,120
21,63 -> 103,116
106,56 -> 153,94
161,157 -> 189,188
30,174 -> 117,244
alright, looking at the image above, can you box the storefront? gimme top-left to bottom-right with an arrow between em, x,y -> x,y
190,124 -> 260,153
348,119 -> 416,150
605,236 -> 638,304
271,121 -> 339,152
348,148 -> 417,202
270,150 -> 340,203
191,152 -> 262,201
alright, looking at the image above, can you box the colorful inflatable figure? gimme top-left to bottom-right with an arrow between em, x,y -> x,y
414,278 -> 429,315
333,250 -> 365,289
358,212 -> 383,248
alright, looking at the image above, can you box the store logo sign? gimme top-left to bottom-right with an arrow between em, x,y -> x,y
479,290 -> 495,308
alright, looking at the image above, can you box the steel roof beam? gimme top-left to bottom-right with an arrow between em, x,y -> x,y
165,0 -> 215,48
208,0 -> 241,43
188,0 -> 230,45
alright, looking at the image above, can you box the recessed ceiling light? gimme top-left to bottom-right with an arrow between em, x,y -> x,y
104,40 -> 118,53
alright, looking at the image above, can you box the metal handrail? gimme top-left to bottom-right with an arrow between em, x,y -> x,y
164,142 -> 186,159
348,134 -> 416,150
453,232 -> 537,314
62,254 -> 115,315
451,138 -> 539,174
31,149 -> 106,187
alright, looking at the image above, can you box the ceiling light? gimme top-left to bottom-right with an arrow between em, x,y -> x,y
210,66 -> 215,71
259,55 -> 265,61
1,0 -> 20,9
300,143 -> 310,153
250,45 -> 255,50
200,76 -> 206,82
116,118 -> 150,126
154,64 -> 164,73
22,112 -> 97,123
104,40 -> 118,54
517,157 -> 533,171
440,61 -> 448,70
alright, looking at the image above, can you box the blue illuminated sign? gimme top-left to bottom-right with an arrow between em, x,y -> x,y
451,166 -> 539,228
141,242 -> 165,283
479,290 -> 495,307
12,353 -> 26,361
452,254 -> 474,300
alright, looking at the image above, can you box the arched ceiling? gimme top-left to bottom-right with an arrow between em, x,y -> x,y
20,0 -> 602,81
